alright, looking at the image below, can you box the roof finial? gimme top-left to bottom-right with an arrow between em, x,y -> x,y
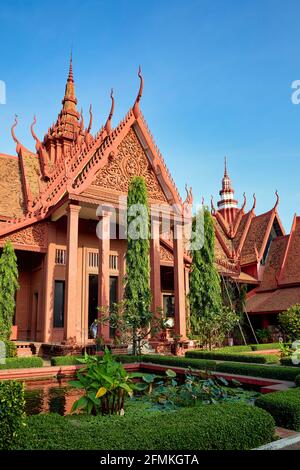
133,66 -> 144,119
68,50 -> 74,83
274,190 -> 279,210
224,155 -> 228,177
30,115 -> 38,143
251,193 -> 257,211
105,89 -> 115,134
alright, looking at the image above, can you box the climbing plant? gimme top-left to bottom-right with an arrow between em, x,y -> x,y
124,176 -> 152,355
0,242 -> 19,341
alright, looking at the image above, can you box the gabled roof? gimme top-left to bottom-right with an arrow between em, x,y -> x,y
0,66 -> 184,238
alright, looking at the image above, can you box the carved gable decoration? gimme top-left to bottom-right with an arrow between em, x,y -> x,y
160,244 -> 173,263
92,128 -> 168,202
0,222 -> 48,252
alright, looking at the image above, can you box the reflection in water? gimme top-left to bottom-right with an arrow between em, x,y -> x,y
24,379 -> 83,416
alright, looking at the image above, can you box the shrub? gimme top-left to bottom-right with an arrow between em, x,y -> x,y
280,357 -> 300,367
250,342 -> 281,351
2,339 -> 17,358
51,356 -> 84,366
296,375 -> 300,387
0,357 -> 43,369
217,345 -> 252,353
279,305 -> 300,341
256,389 -> 300,431
0,380 -> 26,449
186,350 -> 268,363
140,354 -> 217,370
215,362 -> 300,381
14,403 -> 275,450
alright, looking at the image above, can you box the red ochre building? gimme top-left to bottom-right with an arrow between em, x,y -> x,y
0,59 -> 191,345
0,60 -> 299,346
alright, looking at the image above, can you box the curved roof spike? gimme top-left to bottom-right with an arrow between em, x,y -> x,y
11,114 -> 20,146
30,115 -> 39,143
241,192 -> 247,211
274,190 -> 279,210
133,66 -> 144,119
252,193 -> 257,211
87,104 -> 93,133
105,88 -> 115,134
211,195 -> 216,214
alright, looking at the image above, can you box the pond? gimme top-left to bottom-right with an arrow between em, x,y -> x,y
24,379 -> 81,416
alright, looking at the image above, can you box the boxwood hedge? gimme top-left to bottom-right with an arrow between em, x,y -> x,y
0,380 -> 26,449
215,362 -> 300,381
14,403 -> 275,450
256,388 -> 300,431
139,354 -> 217,370
280,357 -> 300,367
186,350 -> 269,363
0,357 -> 43,369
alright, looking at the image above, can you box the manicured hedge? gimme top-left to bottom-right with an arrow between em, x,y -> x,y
215,362 -> 300,381
217,343 -> 280,353
256,389 -> 300,431
14,403 -> 275,450
2,340 -> 17,358
0,357 -> 43,369
139,354 -> 217,370
296,375 -> 300,387
0,380 -> 26,449
51,356 -> 84,366
186,350 -> 268,363
280,357 -> 300,367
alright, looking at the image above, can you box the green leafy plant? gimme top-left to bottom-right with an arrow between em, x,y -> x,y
255,328 -> 272,344
0,242 -> 19,341
151,369 -> 259,410
70,348 -> 138,415
279,305 -> 300,341
0,380 -> 26,449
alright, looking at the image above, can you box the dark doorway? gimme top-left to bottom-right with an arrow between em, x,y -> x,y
88,274 -> 98,336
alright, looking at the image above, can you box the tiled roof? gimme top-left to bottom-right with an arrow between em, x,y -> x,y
258,236 -> 288,292
247,286 -> 300,313
0,154 -> 25,218
240,210 -> 274,265
279,217 -> 300,286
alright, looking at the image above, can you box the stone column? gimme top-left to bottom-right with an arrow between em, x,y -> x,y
65,204 -> 81,340
173,222 -> 187,339
42,224 -> 56,343
97,210 -> 111,342
150,217 -> 162,321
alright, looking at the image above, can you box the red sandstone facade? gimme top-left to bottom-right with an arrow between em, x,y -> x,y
0,60 -> 191,344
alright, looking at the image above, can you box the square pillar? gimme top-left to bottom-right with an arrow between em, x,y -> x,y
42,224 -> 56,342
97,210 -> 111,342
173,222 -> 187,340
65,204 -> 81,340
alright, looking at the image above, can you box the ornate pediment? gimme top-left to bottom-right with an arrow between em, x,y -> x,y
0,222 -> 48,252
91,128 -> 168,202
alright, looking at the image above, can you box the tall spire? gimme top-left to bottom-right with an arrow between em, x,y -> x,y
217,157 -> 238,225
43,54 -> 80,162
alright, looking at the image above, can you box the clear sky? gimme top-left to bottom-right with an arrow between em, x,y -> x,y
0,0 -> 299,230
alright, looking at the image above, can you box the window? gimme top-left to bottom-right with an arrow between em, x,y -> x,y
53,281 -> 65,328
55,249 -> 66,265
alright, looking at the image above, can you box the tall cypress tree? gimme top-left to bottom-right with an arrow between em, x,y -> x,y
0,242 -> 19,340
188,207 -> 222,345
124,176 -> 152,354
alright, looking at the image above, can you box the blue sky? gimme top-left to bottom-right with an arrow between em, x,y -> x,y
0,0 -> 299,230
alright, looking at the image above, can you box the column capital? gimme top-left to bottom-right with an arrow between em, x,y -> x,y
67,203 -> 81,214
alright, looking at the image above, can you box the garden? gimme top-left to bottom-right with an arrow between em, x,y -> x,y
0,177 -> 300,451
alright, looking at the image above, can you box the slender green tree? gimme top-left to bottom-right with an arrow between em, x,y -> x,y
188,207 -> 226,348
124,176 -> 152,355
0,242 -> 19,340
